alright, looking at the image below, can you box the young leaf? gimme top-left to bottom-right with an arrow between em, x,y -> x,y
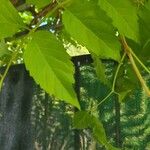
0,0 -> 25,40
63,0 -> 121,61
24,31 -> 80,109
26,0 -> 51,8
99,0 -> 139,42
92,54 -> 109,86
73,111 -> 91,129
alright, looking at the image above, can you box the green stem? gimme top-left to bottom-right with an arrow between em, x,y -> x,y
0,50 -> 18,90
96,91 -> 113,108
112,53 -> 126,91
91,53 -> 126,112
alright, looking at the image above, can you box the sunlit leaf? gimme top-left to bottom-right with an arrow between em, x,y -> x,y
0,0 -> 25,39
99,0 -> 139,42
63,0 -> 121,61
24,31 -> 80,109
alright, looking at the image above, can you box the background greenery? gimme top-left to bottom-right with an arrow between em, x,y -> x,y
0,0 -> 150,149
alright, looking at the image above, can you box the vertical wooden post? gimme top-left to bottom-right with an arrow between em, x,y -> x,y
0,65 -> 34,150
74,61 -> 81,150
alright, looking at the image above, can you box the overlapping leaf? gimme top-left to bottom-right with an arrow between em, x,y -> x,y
99,0 -> 139,42
63,0 -> 121,61
0,0 -> 24,39
73,111 -> 118,150
24,31 -> 80,109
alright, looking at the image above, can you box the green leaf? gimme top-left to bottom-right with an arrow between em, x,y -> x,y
115,63 -> 139,102
99,0 -> 139,42
92,54 -> 109,86
24,31 -> 80,109
0,40 -> 9,57
0,0 -> 25,40
138,2 -> 150,59
91,117 -> 108,146
73,111 -> 118,149
139,2 -> 150,44
142,39 -> 150,59
91,116 -> 118,150
26,0 -> 51,8
73,111 -> 91,129
63,0 -> 121,61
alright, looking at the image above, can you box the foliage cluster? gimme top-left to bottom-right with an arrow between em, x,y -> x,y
0,0 -> 150,149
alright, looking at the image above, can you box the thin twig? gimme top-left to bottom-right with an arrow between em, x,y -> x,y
90,53 -> 126,112
120,36 -> 150,97
30,1 -> 57,26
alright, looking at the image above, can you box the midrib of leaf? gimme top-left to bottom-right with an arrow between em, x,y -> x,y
37,44 -> 73,74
